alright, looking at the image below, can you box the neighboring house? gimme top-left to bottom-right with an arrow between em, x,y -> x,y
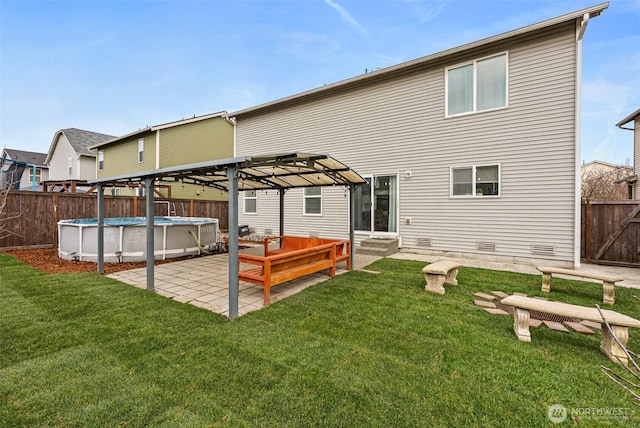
45,128 -> 116,192
90,112 -> 234,201
0,148 -> 49,191
230,3 -> 609,268
615,108 -> 640,200
580,160 -> 633,200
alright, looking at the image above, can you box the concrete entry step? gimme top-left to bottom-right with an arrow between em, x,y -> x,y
356,238 -> 399,257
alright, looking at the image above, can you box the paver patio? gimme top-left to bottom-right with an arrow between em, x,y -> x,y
107,253 -> 356,318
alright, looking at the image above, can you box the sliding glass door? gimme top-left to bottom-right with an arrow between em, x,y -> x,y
354,174 -> 397,233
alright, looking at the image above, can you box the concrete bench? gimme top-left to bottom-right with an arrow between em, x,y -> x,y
501,295 -> 640,365
422,261 -> 462,295
536,266 -> 624,305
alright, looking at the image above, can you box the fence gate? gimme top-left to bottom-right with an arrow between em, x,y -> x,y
582,200 -> 640,267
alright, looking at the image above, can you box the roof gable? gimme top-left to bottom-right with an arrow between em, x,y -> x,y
45,128 -> 117,164
2,148 -> 48,166
62,128 -> 117,156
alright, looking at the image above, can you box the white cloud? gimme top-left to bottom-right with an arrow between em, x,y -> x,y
323,0 -> 367,36
582,78 -> 636,164
405,0 -> 448,23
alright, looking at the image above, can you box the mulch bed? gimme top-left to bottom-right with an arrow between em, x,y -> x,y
2,248 -> 193,275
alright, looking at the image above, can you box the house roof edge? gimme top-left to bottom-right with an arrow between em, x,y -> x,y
229,2 -> 608,118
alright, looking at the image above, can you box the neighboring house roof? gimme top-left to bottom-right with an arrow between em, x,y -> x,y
45,128 -> 117,163
615,107 -> 640,129
90,111 -> 229,149
230,2 -> 608,118
581,160 -> 620,171
1,148 -> 48,167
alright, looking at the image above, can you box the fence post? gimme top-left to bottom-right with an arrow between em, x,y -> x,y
585,199 -> 592,263
52,193 -> 58,248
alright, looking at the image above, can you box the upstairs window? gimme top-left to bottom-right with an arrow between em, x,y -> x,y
67,157 -> 73,176
446,53 -> 507,116
451,164 -> 500,197
98,150 -> 104,171
303,187 -> 322,215
29,168 -> 42,184
138,138 -> 144,163
244,190 -> 257,214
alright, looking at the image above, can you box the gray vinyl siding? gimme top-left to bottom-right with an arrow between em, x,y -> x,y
236,21 -> 579,263
79,156 -> 96,181
240,188 -> 351,239
48,136 -> 76,180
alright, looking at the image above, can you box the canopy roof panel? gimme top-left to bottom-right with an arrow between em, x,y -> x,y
89,152 -> 366,191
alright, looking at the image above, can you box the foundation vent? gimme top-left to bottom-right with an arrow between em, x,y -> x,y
531,243 -> 555,256
416,238 -> 433,248
476,241 -> 496,252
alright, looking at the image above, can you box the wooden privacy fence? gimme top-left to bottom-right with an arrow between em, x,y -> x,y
0,191 -> 228,250
581,200 -> 640,267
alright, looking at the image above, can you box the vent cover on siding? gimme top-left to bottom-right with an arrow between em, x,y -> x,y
264,228 -> 273,235
531,244 -> 555,256
476,241 -> 496,252
416,238 -> 433,247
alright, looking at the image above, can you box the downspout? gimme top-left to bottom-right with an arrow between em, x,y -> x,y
155,130 -> 160,169
232,117 -> 237,157
574,13 -> 589,268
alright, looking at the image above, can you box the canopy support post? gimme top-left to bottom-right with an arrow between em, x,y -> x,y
349,184 -> 356,271
227,166 -> 239,320
145,177 -> 155,291
279,188 -> 285,237
97,183 -> 104,274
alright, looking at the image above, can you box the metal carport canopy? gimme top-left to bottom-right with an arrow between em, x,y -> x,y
89,152 -> 367,320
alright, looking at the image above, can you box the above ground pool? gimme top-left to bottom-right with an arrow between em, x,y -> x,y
58,216 -> 220,262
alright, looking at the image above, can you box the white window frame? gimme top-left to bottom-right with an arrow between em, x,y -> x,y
67,157 -> 73,176
450,164 -> 501,198
303,187 -> 322,216
98,150 -> 104,171
29,168 -> 41,184
445,52 -> 508,117
138,138 -> 144,163
243,190 -> 257,214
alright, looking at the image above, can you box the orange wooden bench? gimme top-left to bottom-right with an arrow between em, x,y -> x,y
239,235 -> 351,306
264,236 -> 351,269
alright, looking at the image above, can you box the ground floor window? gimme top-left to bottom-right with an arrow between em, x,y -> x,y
244,190 -> 257,214
451,164 -> 500,197
303,187 -> 322,215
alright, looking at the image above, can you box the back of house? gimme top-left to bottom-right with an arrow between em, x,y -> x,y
231,3 -> 609,268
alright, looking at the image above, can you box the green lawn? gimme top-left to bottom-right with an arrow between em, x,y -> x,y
1,253 -> 639,427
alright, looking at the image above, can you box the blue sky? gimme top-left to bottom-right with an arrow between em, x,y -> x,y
1,0 -> 638,165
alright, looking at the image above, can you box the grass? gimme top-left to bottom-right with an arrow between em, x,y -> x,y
1,253 -> 640,427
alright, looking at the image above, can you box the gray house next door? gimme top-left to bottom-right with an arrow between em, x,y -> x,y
354,174 -> 398,234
